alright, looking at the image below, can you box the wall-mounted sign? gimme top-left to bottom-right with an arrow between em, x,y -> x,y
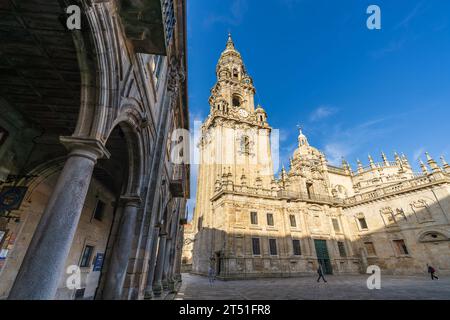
92,253 -> 104,272
0,186 -> 28,213
0,127 -> 8,147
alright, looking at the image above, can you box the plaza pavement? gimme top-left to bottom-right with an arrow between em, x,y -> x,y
175,273 -> 450,300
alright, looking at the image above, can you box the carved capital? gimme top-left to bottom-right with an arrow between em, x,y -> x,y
60,136 -> 111,161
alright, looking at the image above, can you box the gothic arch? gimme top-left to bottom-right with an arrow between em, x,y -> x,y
71,2 -> 125,140
105,118 -> 145,197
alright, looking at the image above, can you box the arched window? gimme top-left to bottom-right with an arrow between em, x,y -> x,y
240,135 -> 250,155
232,95 -> 241,107
233,68 -> 239,79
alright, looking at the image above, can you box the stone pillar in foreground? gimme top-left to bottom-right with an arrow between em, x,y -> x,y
143,225 -> 160,299
102,195 -> 141,300
8,137 -> 109,300
152,232 -> 167,296
166,210 -> 181,291
171,225 -> 183,285
161,235 -> 173,290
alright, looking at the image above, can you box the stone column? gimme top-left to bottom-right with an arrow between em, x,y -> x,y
162,211 -> 177,290
152,231 -> 167,296
101,195 -> 141,300
162,235 -> 173,290
172,225 -> 183,282
143,225 -> 160,299
167,214 -> 182,291
8,137 -> 109,300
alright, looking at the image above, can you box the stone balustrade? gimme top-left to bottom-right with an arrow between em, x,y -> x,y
344,172 -> 449,206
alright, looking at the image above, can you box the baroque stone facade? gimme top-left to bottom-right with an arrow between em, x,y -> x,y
188,35 -> 450,279
0,0 -> 189,299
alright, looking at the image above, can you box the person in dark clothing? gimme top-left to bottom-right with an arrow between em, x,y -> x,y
427,264 -> 439,280
317,263 -> 327,283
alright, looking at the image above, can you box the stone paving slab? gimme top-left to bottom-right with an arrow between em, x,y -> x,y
175,273 -> 450,300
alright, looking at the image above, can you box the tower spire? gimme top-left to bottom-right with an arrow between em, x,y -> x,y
226,32 -> 235,50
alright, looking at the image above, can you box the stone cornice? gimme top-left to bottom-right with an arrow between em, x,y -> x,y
202,113 -> 271,132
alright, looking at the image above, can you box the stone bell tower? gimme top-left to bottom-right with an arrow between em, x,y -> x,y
210,33 -> 256,113
192,35 -> 275,272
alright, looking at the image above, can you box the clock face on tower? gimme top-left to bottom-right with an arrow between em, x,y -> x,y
238,108 -> 248,118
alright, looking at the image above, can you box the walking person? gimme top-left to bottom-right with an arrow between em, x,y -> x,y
427,264 -> 439,280
317,263 -> 327,283
208,266 -> 216,285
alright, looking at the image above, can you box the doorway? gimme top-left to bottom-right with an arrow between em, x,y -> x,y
314,239 -> 333,274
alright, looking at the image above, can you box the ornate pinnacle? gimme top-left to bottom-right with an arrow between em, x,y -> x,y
356,159 -> 364,173
368,154 -> 376,168
401,153 -> 411,167
441,156 -> 450,172
381,151 -> 388,165
425,152 -> 440,172
419,159 -> 429,174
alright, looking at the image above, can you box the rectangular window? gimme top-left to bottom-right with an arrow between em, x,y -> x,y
358,217 -> 368,230
306,182 -> 313,199
337,241 -> 347,257
252,238 -> 261,255
289,215 -> 296,227
80,245 -> 94,267
332,218 -> 340,232
393,239 -> 409,255
266,213 -> 274,226
92,200 -> 105,221
250,212 -> 258,225
364,242 -> 377,256
269,239 -> 277,255
292,239 -> 302,256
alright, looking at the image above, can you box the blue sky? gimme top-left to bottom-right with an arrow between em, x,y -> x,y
185,0 -> 450,216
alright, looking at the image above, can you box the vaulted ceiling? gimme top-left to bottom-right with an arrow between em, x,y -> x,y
0,0 -> 81,136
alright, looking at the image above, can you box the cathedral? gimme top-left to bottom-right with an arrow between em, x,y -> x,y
188,34 -> 450,279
